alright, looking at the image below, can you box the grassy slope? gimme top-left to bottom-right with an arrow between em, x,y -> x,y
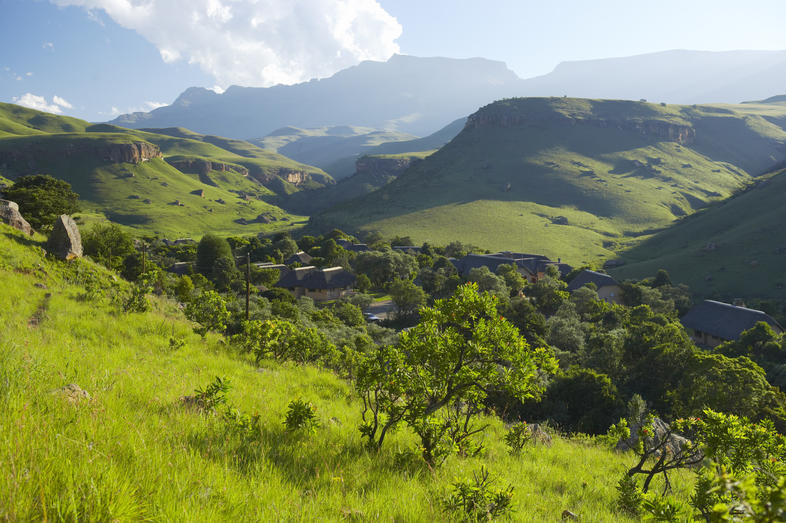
252,125 -> 417,180
314,98 -> 786,266
0,104 -> 324,237
612,167 -> 786,300
0,223 -> 693,520
137,126 -> 334,188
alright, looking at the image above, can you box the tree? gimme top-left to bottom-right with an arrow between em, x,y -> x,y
3,174 -> 80,230
496,263 -> 525,296
82,223 -> 135,272
388,278 -> 427,320
196,234 -> 235,286
356,283 -> 557,465
185,290 -> 230,338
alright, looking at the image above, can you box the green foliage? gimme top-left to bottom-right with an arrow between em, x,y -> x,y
542,368 -> 623,435
640,492 -> 689,521
123,271 -> 155,313
283,399 -> 320,434
356,283 -> 557,465
443,467 -> 515,522
388,278 -> 426,320
616,474 -> 644,516
82,222 -> 135,272
504,422 -> 532,455
192,376 -> 230,412
196,234 -> 236,289
3,174 -> 80,230
184,290 -> 230,337
173,275 -> 194,302
238,319 -> 334,364
352,250 -> 418,288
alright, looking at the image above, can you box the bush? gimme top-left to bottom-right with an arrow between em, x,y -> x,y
616,474 -> 643,516
184,290 -> 230,338
283,399 -> 320,434
443,467 -> 515,521
3,174 -> 80,230
504,422 -> 532,455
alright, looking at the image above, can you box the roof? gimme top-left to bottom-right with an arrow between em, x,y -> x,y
393,245 -> 422,254
285,251 -> 313,265
275,266 -> 356,290
567,270 -> 619,292
681,300 -> 784,341
454,254 -> 523,276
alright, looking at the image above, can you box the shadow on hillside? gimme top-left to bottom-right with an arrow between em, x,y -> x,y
181,416 -> 429,487
2,231 -> 42,248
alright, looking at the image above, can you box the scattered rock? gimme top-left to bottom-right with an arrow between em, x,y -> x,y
191,189 -> 205,197
551,216 -> 569,225
703,242 -> 717,252
54,384 -> 90,404
34,282 -> 47,289
45,215 -> 82,260
216,198 -> 226,205
143,199 -> 152,204
128,194 -> 141,199
561,509 -> 578,520
0,199 -> 34,235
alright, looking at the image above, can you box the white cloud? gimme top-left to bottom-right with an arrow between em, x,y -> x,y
103,100 -> 167,116
42,42 -> 54,50
51,0 -> 402,87
12,93 -> 74,114
25,72 -> 33,77
53,95 -> 73,108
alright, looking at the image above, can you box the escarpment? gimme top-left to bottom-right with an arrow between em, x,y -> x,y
466,99 -> 696,144
0,137 -> 162,175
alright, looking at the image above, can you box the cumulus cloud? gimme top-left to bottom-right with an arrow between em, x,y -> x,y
52,0 -> 402,87
12,93 -> 73,114
106,100 -> 167,116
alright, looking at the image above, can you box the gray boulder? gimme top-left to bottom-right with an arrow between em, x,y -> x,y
46,214 -> 83,260
617,417 -> 692,457
0,199 -> 34,235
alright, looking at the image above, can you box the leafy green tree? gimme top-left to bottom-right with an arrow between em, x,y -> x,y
352,250 -> 418,288
196,234 -> 237,289
356,283 -> 557,465
496,263 -> 525,296
174,275 -> 195,302
355,273 -> 371,293
388,278 -> 426,320
3,174 -> 80,230
238,319 -> 333,364
82,223 -> 135,272
542,368 -> 623,434
185,290 -> 230,338
467,266 -> 509,300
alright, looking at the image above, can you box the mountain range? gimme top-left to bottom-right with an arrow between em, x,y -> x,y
110,50 -> 786,140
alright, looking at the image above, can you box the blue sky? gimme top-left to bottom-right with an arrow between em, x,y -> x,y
2,0 -> 786,122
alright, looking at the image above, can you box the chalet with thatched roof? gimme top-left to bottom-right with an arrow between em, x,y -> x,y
680,300 -> 784,347
275,266 -> 356,301
567,270 -> 623,304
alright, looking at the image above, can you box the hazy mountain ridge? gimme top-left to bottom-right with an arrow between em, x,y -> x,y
110,50 -> 786,142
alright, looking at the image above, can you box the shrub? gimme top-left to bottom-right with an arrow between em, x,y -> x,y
504,422 -> 532,455
184,290 -> 230,338
443,467 -> 515,521
284,399 -> 320,434
192,376 -> 230,412
616,474 -> 643,516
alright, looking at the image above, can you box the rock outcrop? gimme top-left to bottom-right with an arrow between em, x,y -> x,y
466,101 -> 696,145
355,156 -> 422,180
0,140 -> 162,175
0,199 -> 34,235
165,158 -> 249,178
45,215 -> 82,260
617,417 -> 693,457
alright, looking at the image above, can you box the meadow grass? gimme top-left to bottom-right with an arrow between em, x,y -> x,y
0,224 -> 696,520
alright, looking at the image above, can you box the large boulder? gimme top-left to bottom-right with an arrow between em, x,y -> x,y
616,417 -> 692,457
46,214 -> 82,260
0,199 -> 34,235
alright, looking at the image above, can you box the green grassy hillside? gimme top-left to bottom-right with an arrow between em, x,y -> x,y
0,223 -> 693,520
313,98 -> 786,266
612,167 -> 786,300
0,103 -> 332,237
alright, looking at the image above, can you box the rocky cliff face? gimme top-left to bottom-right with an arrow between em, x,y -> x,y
166,158 -> 249,177
0,140 -> 162,173
355,156 -> 421,179
466,107 -> 696,145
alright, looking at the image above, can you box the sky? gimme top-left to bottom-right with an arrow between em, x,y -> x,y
2,0 -> 786,122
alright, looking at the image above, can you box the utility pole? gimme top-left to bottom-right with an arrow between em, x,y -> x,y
245,253 -> 251,321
